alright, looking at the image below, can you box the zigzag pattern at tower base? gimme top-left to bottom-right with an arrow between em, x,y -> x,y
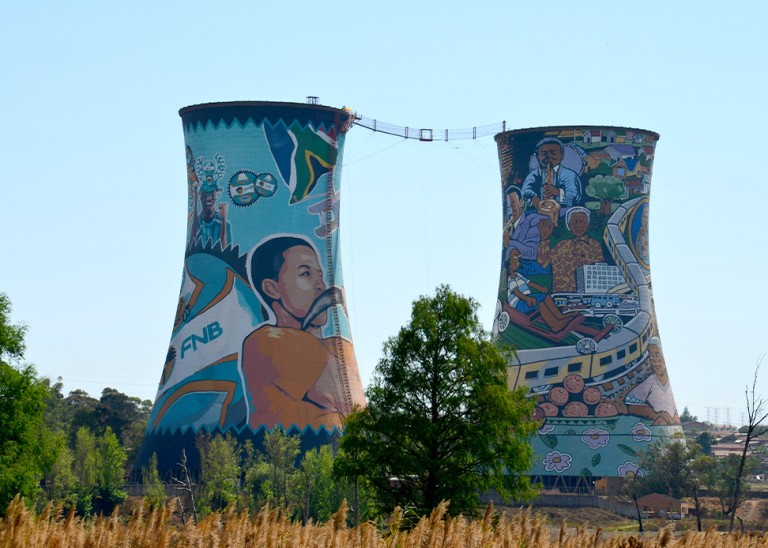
132,425 -> 341,482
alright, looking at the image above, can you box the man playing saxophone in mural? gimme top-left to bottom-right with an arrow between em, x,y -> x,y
521,137 -> 582,209
242,235 -> 363,431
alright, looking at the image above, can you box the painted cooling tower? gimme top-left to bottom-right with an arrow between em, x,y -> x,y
136,101 -> 365,474
493,126 -> 680,492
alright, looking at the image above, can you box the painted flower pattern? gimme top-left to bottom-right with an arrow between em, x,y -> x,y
538,423 -> 555,435
630,422 -> 652,442
618,461 -> 642,478
581,428 -> 610,449
543,451 -> 572,473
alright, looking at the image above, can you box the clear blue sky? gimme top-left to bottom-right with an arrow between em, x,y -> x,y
2,1 -> 766,425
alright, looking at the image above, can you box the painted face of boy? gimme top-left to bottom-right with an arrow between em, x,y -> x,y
265,245 -> 327,325
507,248 -> 522,274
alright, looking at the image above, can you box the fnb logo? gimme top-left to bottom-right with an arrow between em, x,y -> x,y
180,322 -> 223,359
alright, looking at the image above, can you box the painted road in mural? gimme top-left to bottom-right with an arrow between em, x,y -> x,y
137,103 -> 365,473
493,127 -> 680,485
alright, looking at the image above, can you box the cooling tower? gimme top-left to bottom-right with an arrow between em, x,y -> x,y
135,101 -> 365,475
493,126 -> 680,492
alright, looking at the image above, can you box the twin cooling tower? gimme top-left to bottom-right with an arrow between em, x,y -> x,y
135,102 -> 680,489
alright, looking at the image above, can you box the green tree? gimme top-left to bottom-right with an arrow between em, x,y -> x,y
69,426 -> 128,515
637,437 -> 697,500
142,453 -> 167,510
42,377 -> 69,435
688,454 -> 718,531
711,454 -> 757,521
335,285 -> 538,518
695,431 -> 715,455
98,388 -> 152,464
72,427 -> 98,515
294,445 -> 337,524
64,390 -> 101,443
635,437 -> 714,530
94,426 -> 127,514
241,440 -> 270,512
0,294 -> 59,513
263,428 -> 300,510
585,175 -> 628,214
197,433 -> 241,514
42,437 -> 76,508
0,293 -> 25,359
680,406 -> 697,422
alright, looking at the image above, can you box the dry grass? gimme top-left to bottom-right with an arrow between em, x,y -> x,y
2,496 -> 768,547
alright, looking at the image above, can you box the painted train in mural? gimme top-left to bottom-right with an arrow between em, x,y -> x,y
135,102 -> 365,474
493,127 -> 680,487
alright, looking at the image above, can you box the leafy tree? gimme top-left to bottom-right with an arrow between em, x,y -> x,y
57,386 -> 151,465
94,426 -> 127,514
334,442 -> 378,526
64,390 -> 101,443
41,436 -> 76,508
241,439 -> 271,512
98,388 -> 152,464
635,437 -> 715,531
637,437 -> 697,500
688,454 -> 718,531
335,285 -> 538,518
711,454 -> 757,521
294,445 -> 337,524
695,431 -> 715,455
680,406 -> 698,422
197,433 -> 241,514
0,294 -> 59,513
263,428 -> 300,510
72,427 -> 98,515
69,426 -> 128,515
0,294 -> 25,359
142,453 -> 167,510
585,175 -> 628,214
42,377 -> 69,434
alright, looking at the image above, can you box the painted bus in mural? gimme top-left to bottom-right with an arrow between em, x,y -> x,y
493,127 -> 680,491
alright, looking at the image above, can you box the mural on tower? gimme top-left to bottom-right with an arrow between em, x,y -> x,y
493,126 -> 680,485
136,102 -> 365,473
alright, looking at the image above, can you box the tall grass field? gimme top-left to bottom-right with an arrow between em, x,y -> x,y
2,497 -> 768,547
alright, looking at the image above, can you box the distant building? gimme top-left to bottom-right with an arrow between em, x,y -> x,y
637,493 -> 689,517
712,442 -> 749,458
681,420 -> 710,436
595,476 -> 626,496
